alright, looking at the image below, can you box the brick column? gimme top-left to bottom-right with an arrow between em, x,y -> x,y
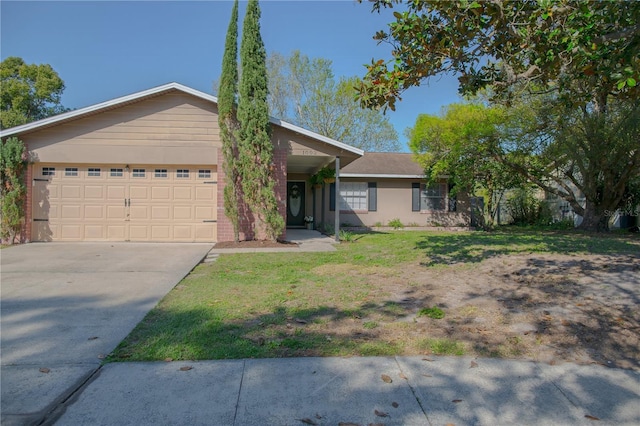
23,161 -> 32,242
273,147 -> 288,241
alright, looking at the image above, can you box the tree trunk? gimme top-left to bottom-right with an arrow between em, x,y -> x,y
577,200 -> 609,232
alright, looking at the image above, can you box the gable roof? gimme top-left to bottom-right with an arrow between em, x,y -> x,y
0,82 -> 363,157
340,152 -> 425,178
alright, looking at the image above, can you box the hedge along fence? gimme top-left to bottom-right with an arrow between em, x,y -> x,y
1,137 -> 28,244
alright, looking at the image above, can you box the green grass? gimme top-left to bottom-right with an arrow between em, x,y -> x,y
417,306 -> 445,319
108,229 -> 639,362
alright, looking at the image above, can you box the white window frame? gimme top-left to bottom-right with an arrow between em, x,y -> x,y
421,183 -> 447,211
88,168 -> 101,177
177,169 -> 190,179
132,168 -> 146,178
198,169 -> 211,179
42,167 -> 55,176
110,168 -> 124,177
65,167 -> 78,177
339,182 -> 368,211
154,169 -> 168,178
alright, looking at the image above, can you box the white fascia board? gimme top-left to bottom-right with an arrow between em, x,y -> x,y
340,173 -> 426,179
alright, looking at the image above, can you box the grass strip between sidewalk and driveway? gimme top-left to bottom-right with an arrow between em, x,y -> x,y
108,229 -> 640,366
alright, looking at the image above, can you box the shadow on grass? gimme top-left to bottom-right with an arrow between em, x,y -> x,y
414,229 -> 640,266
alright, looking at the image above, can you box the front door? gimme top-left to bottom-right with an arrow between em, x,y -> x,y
286,181 -> 305,227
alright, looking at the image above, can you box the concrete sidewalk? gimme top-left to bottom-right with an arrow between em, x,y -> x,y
49,356 -> 640,426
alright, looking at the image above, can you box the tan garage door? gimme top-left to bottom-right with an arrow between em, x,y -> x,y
32,164 -> 217,242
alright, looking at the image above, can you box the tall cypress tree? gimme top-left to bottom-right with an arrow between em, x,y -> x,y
218,0 -> 241,242
237,0 -> 284,241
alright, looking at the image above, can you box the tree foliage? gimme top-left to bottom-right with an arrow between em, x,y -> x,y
219,0 -> 242,242
267,51 -> 400,152
359,0 -> 640,230
357,0 -> 639,111
237,0 -> 284,241
0,137 -> 27,243
1,57 -> 67,129
407,102 -> 522,226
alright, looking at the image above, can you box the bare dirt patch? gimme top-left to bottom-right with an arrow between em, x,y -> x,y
403,254 -> 638,369
310,253 -> 640,370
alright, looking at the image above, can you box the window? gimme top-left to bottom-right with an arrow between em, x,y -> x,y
198,169 -> 211,179
412,182 -> 447,211
110,168 -> 123,177
132,168 -> 146,178
42,167 -> 55,176
88,168 -> 101,177
65,167 -> 78,177
154,169 -> 168,178
340,182 -> 368,211
177,169 -> 190,178
329,182 -> 376,212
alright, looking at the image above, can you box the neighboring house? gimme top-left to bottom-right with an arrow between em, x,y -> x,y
0,83 -> 471,243
316,152 -> 471,229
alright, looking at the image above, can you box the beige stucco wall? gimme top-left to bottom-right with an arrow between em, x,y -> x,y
21,93 -> 221,165
320,178 -> 471,228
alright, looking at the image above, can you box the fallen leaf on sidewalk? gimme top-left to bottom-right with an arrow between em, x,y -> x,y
39,367 -> 50,374
422,357 -> 434,361
296,418 -> 318,425
469,361 -> 478,368
584,414 -> 600,421
399,372 -> 408,380
164,358 -> 173,362
381,374 -> 392,383
452,399 -> 463,403
179,366 -> 193,371
97,354 -> 106,359
374,409 -> 388,417
421,374 -> 433,378
391,402 -> 399,408
88,336 -> 98,340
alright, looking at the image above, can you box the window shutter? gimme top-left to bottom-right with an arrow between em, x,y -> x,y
368,182 -> 377,211
412,183 -> 420,211
329,183 -> 336,211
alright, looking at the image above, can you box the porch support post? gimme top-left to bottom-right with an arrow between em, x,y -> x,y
334,156 -> 340,242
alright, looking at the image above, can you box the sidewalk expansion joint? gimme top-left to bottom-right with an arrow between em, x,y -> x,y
394,356 -> 432,426
232,359 -> 246,426
37,365 -> 103,426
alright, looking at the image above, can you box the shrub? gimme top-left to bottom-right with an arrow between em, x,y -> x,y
339,230 -> 355,242
506,188 -> 553,226
388,218 -> 404,230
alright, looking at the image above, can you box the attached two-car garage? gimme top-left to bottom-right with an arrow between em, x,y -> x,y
32,164 -> 217,242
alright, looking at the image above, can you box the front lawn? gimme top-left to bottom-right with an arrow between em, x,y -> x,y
109,229 -> 640,369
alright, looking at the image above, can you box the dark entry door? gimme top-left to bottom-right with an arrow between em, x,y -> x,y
287,182 -> 305,227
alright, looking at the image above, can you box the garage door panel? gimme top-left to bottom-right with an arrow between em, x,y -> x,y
173,187 -> 192,200
61,185 -> 82,199
173,226 -> 192,239
107,186 -> 126,200
195,206 -> 214,220
174,206 -> 192,220
84,205 -> 105,219
151,187 -> 170,199
130,205 -> 150,220
151,225 -> 170,239
60,225 -> 82,239
61,205 -> 82,219
195,224 -> 216,240
107,225 -> 126,240
107,205 -> 126,219
151,206 -> 171,220
84,225 -> 105,239
84,186 -> 105,199
195,186 -> 214,200
129,225 -> 149,240
130,185 -> 150,200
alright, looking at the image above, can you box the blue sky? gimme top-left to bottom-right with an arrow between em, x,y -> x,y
1,0 -> 462,149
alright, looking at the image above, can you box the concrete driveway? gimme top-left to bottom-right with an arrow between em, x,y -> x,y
0,242 -> 212,426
